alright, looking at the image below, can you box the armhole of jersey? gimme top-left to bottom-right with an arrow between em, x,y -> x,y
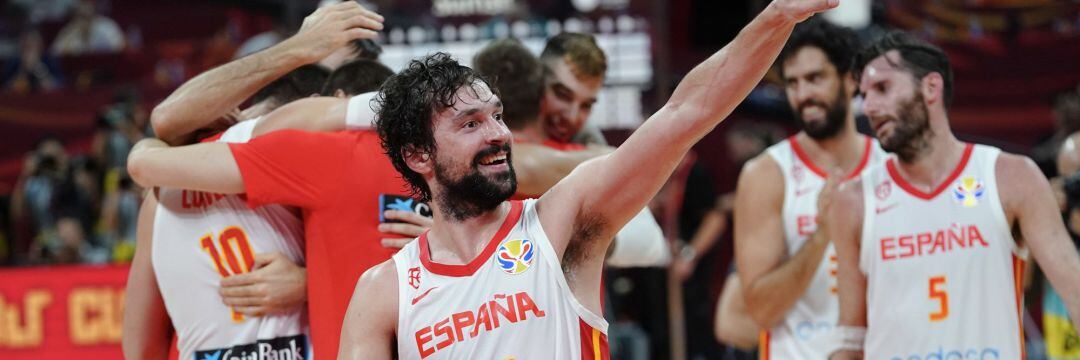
150,198 -> 167,288
982,146 -> 1019,256
765,144 -> 793,230
522,199 -> 609,333
391,253 -> 410,350
858,174 -> 875,274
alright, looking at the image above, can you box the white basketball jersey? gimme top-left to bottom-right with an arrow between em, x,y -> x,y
393,200 -> 610,360
760,135 -> 887,359
859,144 -> 1024,359
152,119 -> 311,360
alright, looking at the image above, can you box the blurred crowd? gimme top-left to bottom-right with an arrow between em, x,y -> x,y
6,86 -> 149,265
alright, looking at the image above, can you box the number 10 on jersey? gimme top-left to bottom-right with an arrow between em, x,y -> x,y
200,226 -> 256,322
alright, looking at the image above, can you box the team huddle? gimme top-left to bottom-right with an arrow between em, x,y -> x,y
119,0 -> 1080,359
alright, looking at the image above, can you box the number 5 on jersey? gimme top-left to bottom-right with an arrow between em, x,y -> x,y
929,275 -> 949,322
200,226 -> 256,322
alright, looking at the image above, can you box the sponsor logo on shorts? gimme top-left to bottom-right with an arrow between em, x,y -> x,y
193,334 -> 307,360
889,346 -> 1000,360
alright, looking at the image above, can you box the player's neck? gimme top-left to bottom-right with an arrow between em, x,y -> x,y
796,121 -> 865,175
893,126 -> 966,191
427,201 -> 513,265
512,121 -> 546,143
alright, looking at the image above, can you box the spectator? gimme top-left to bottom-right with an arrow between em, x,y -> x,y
50,0 -> 125,55
9,137 -> 69,263
1033,88 -> 1080,178
2,30 -> 63,93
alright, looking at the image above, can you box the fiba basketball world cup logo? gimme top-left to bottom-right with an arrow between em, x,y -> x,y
953,176 -> 985,207
496,239 -> 535,275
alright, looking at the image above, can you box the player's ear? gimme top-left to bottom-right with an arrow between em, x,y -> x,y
843,72 -> 858,100
921,72 -> 944,107
334,89 -> 347,99
404,146 -> 433,175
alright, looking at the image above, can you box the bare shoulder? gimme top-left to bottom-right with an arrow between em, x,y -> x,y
734,153 -> 784,208
737,153 -> 784,193
355,259 -> 399,301
995,152 -> 1050,216
996,152 -> 1044,186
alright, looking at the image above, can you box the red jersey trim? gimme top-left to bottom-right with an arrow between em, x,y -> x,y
886,143 -> 974,200
1012,254 -> 1026,360
579,318 -> 610,360
788,135 -> 874,181
418,200 -> 524,277
758,330 -> 770,360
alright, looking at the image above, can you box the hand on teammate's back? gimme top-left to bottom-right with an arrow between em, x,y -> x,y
219,252 -> 307,316
378,210 -> 434,249
283,1 -> 384,64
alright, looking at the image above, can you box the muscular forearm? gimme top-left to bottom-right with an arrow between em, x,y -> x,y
128,138 -> 244,194
152,40 -> 313,145
664,4 -> 798,140
515,144 -> 613,196
743,231 -> 830,327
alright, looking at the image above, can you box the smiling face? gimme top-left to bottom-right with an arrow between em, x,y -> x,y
540,57 -> 602,143
423,81 -> 517,220
859,51 -> 933,161
782,46 -> 851,140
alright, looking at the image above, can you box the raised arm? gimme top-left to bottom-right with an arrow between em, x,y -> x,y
122,191 -> 173,360
735,155 -> 837,328
1000,154 -> 1080,330
151,2 -> 382,145
512,143 -> 614,196
827,181 -> 867,359
539,0 -> 838,251
127,139 -> 243,194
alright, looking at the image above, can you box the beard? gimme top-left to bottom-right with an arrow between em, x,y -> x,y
433,144 -> 518,221
797,84 -> 848,140
877,90 -> 933,162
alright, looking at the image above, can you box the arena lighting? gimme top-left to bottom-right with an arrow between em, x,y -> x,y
432,0 -> 514,17
822,0 -> 872,29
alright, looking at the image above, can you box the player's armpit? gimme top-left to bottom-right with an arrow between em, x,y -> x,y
251,97 -> 349,137
128,139 -> 245,194
999,154 -> 1080,329
122,192 -> 173,360
829,180 -> 868,329
338,260 -> 398,359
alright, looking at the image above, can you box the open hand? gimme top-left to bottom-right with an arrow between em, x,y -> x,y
219,252 -> 307,316
286,1 -> 384,63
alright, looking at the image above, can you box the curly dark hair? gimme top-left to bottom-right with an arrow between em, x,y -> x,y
778,16 -> 860,78
320,59 -> 393,96
374,52 -> 493,202
854,30 -> 954,109
473,38 -> 542,130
